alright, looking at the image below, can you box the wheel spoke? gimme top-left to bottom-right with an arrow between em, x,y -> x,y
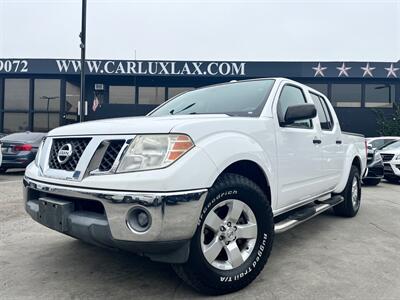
227,201 -> 244,223
204,210 -> 223,232
236,223 -> 257,239
203,239 -> 223,264
225,241 -> 244,268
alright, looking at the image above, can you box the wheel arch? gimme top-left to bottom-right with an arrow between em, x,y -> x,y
334,154 -> 363,194
216,160 -> 272,204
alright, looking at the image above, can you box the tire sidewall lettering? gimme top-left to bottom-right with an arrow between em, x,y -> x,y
196,187 -> 271,283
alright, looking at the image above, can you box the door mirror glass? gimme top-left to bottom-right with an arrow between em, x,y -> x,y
284,104 -> 316,125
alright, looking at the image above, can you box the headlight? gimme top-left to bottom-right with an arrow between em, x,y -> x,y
374,151 -> 382,162
35,138 -> 46,167
395,154 -> 400,160
116,134 -> 194,173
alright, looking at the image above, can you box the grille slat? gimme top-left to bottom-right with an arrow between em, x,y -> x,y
98,140 -> 125,172
49,138 -> 91,171
381,154 -> 394,162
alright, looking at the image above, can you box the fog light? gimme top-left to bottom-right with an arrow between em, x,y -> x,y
126,207 -> 152,232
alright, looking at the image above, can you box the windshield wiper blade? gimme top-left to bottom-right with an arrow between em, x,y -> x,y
172,102 -> 196,115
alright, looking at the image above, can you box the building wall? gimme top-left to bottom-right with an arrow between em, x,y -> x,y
0,59 -> 399,136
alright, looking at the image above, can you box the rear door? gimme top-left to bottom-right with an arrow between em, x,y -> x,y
309,92 -> 344,190
274,83 -> 324,210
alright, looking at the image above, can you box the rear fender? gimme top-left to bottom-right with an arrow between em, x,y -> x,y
334,144 -> 361,193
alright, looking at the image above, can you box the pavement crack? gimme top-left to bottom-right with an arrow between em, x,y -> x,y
369,222 -> 400,240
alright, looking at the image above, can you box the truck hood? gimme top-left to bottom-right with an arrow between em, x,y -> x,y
48,114 -> 230,137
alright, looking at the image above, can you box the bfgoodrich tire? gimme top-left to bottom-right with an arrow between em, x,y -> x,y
172,173 -> 274,295
333,165 -> 361,217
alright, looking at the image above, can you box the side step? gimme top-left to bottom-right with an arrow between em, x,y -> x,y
274,195 -> 344,234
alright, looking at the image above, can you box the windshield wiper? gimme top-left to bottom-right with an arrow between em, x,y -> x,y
170,102 -> 196,115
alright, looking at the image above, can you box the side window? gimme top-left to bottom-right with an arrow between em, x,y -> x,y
319,96 -> 334,130
310,93 -> 332,130
277,85 -> 312,128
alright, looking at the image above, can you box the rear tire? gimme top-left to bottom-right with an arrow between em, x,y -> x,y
333,165 -> 361,217
362,178 -> 381,186
172,173 -> 274,295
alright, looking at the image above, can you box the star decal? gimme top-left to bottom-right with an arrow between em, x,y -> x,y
312,63 -> 327,77
361,62 -> 375,77
385,63 -> 399,78
337,63 -> 351,77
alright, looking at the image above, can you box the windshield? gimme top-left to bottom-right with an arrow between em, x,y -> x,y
380,140 -> 400,151
150,79 -> 275,117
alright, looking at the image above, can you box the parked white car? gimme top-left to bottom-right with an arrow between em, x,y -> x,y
24,78 -> 367,294
367,136 -> 400,150
378,140 -> 400,183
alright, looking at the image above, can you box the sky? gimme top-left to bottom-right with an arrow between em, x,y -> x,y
0,0 -> 399,62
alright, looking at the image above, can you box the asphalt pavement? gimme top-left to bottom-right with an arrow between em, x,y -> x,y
1,172 -> 400,299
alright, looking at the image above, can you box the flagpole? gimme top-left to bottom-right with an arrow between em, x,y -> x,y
79,0 -> 87,122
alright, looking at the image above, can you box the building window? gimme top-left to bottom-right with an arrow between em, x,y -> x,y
365,84 -> 394,108
167,87 -> 195,99
139,87 -> 165,104
64,81 -> 80,124
331,84 -> 361,107
34,79 -> 61,111
3,112 -> 29,133
66,82 -> 80,113
306,84 -> 328,98
109,86 -> 135,104
4,79 -> 30,110
33,113 -> 59,132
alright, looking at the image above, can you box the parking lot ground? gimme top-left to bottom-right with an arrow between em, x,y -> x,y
1,175 -> 400,300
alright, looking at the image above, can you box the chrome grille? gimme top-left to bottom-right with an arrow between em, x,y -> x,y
98,140 -> 125,172
381,153 -> 394,162
49,138 -> 91,171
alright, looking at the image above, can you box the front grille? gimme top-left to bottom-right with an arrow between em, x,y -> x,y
381,154 -> 394,162
49,138 -> 91,171
98,140 -> 125,171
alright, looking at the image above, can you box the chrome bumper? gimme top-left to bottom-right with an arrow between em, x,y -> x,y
23,177 -> 208,243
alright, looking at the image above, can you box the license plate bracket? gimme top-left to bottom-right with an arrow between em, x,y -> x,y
38,197 -> 74,232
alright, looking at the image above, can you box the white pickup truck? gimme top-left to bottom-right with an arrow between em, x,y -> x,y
24,78 -> 366,295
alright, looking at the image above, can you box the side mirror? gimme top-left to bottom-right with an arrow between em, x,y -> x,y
284,104 -> 317,125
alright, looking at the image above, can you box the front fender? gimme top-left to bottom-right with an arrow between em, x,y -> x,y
196,132 -> 277,208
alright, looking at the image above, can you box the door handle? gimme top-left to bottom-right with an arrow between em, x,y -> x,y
336,140 -> 342,144
313,139 -> 322,144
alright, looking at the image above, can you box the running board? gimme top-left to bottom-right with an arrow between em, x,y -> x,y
274,195 -> 344,234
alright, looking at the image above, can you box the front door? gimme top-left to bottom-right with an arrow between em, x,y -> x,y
274,83 -> 323,210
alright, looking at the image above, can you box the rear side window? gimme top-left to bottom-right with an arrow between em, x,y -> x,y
277,85 -> 312,129
310,93 -> 333,130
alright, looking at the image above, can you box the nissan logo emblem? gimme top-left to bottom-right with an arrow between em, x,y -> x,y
57,143 -> 73,165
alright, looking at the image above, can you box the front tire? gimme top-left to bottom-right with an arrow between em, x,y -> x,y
333,165 -> 361,217
172,173 -> 274,295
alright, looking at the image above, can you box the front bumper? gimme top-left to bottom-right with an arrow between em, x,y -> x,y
23,177 -> 207,262
383,160 -> 400,178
